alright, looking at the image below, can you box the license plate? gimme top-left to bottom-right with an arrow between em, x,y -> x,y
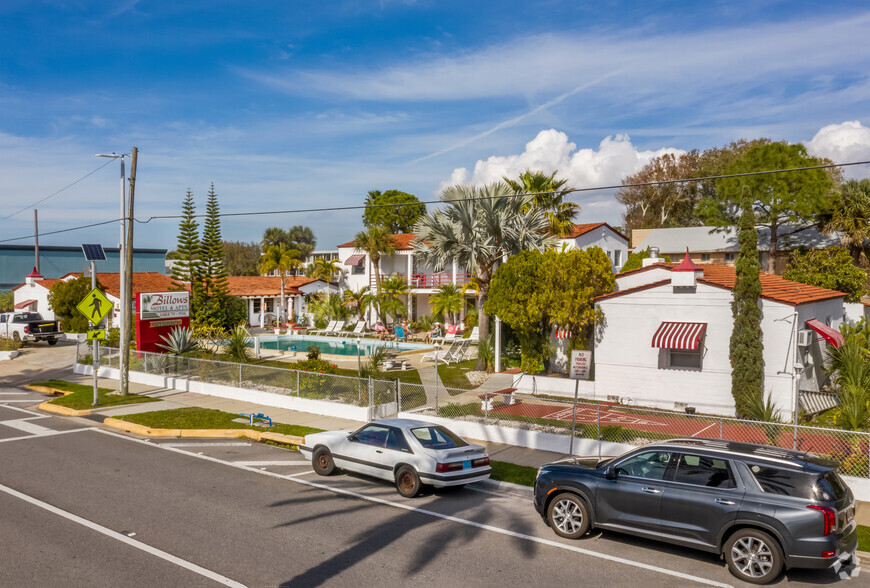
463,460 -> 471,469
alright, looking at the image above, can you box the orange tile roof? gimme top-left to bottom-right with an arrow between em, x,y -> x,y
562,222 -> 628,241
338,233 -> 417,251
13,278 -> 63,291
12,273 -> 178,298
226,275 -> 317,297
605,263 -> 846,306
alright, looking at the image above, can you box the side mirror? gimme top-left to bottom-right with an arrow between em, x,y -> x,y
605,466 -> 617,480
347,433 -> 356,441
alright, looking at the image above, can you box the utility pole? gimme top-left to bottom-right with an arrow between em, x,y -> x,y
34,210 -> 39,273
120,147 -> 137,396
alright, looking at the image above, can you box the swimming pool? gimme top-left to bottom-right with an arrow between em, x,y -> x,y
259,335 -> 430,356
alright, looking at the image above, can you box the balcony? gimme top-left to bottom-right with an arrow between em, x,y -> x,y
371,273 -> 472,289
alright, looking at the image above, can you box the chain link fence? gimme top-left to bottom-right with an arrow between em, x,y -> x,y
402,385 -> 870,479
80,343 -> 397,409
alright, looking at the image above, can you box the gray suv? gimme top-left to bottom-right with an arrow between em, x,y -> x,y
533,438 -> 858,584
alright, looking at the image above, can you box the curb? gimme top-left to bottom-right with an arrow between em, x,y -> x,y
27,385 -> 95,417
101,417 -> 305,446
473,478 -> 534,498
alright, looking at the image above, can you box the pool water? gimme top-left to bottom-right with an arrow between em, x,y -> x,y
259,335 -> 430,356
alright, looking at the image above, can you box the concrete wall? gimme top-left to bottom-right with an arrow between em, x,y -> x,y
512,373 -> 596,399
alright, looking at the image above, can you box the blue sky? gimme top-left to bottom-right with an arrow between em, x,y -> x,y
1,0 -> 869,254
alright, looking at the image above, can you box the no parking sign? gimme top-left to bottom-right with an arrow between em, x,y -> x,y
569,350 -> 591,380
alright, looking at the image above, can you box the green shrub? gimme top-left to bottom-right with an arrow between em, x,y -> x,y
307,344 -> 321,360
293,359 -> 338,374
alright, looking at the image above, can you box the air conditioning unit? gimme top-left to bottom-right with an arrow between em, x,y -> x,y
797,329 -> 814,347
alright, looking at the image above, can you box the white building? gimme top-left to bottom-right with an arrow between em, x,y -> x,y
226,276 -> 336,327
593,253 -> 846,418
555,222 -> 629,273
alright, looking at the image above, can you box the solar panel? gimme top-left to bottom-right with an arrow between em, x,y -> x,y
81,243 -> 107,261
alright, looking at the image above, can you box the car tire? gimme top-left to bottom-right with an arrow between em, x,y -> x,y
47,338 -> 58,345
312,446 -> 336,476
395,465 -> 421,498
12,332 -> 21,343
724,528 -> 784,585
547,493 -> 591,539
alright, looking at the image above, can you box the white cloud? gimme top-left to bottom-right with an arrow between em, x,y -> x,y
452,129 -> 684,190
806,120 -> 870,178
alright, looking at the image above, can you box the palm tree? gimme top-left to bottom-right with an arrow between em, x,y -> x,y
504,170 -> 580,236
414,181 -> 556,370
430,284 -> 463,325
342,286 -> 371,323
353,225 -> 396,295
258,243 -> 301,323
379,274 -> 410,322
261,227 -> 289,248
307,257 -> 341,282
821,179 -> 870,265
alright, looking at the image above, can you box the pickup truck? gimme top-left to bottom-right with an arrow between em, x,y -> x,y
0,311 -> 62,345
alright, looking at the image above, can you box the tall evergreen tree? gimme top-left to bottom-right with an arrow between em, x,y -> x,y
198,183 -> 229,327
730,194 -> 765,418
171,189 -> 200,289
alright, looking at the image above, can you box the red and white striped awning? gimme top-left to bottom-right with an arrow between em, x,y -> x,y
344,254 -> 365,266
14,299 -> 36,310
555,328 -> 572,339
805,318 -> 844,348
651,322 -> 707,350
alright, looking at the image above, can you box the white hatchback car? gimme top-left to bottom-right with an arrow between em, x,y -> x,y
299,418 -> 492,497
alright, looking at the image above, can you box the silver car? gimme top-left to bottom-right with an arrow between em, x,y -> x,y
299,418 -> 492,497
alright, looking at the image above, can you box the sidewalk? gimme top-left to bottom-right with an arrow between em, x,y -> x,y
55,371 -> 569,469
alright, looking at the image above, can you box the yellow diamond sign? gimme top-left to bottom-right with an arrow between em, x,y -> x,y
77,288 -> 113,325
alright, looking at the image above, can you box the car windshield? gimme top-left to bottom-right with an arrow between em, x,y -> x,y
410,426 -> 468,450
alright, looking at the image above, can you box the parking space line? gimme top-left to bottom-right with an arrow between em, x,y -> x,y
0,428 -> 94,444
93,428 -> 732,586
0,481 -> 245,588
231,460 -> 309,467
160,442 -> 252,448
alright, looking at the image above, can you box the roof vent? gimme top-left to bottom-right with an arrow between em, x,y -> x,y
672,248 -> 703,288
642,246 -> 665,267
25,266 -> 44,285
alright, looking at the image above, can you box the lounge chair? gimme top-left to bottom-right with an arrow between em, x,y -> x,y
432,324 -> 458,344
466,326 -> 480,342
421,338 -> 461,364
394,326 -> 407,342
445,339 -> 472,364
339,321 -> 366,338
310,320 -> 336,336
324,320 -> 345,336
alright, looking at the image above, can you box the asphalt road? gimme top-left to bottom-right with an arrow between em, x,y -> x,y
0,379 -> 863,588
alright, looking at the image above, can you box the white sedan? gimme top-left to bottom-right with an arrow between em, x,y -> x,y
299,418 -> 492,497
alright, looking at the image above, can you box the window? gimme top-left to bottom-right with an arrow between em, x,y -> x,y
353,425 -> 390,447
615,451 -> 673,480
385,428 -> 412,453
613,250 -> 622,266
411,426 -> 468,449
0,315 -> 5,323
673,454 -> 735,488
352,263 -> 365,275
725,252 -> 735,262
701,253 -> 711,262
669,349 -> 702,369
749,464 -> 820,498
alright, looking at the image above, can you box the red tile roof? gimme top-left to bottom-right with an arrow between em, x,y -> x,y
603,263 -> 846,306
226,276 -> 318,297
562,222 -> 628,241
338,233 -> 418,251
13,273 -> 178,297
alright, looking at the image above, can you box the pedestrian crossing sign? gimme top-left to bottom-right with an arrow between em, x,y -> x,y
86,329 -> 106,341
76,288 -> 113,326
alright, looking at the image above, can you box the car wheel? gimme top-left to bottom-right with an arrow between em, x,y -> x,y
312,446 -> 336,476
395,465 -> 421,498
12,332 -> 21,343
47,338 -> 58,345
547,493 -> 591,539
724,529 -> 783,584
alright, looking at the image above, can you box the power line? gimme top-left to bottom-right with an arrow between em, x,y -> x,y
1,158 -> 868,244
0,158 -> 116,221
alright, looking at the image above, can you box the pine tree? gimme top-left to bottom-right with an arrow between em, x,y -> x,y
197,183 -> 229,327
730,194 -> 765,418
171,189 -> 201,300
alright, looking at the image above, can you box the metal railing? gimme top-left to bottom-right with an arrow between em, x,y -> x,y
370,273 -> 472,289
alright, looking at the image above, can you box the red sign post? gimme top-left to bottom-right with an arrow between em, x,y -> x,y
135,291 -> 190,352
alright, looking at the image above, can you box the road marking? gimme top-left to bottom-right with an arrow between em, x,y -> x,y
0,400 -> 41,403
0,405 -> 46,417
93,428 -> 733,586
0,428 -> 93,444
231,460 -> 308,467
161,442 -> 252,448
0,482 -> 245,588
691,423 -> 718,437
0,392 -> 28,395
0,419 -> 54,435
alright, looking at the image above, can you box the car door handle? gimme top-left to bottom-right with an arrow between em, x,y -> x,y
642,487 -> 661,494
715,499 -> 735,505
375,450 -> 383,454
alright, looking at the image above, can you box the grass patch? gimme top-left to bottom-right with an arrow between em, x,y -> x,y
227,356 -> 424,385
32,380 -> 160,410
859,525 -> 870,553
489,460 -> 537,486
437,359 -> 479,391
116,407 -> 323,438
